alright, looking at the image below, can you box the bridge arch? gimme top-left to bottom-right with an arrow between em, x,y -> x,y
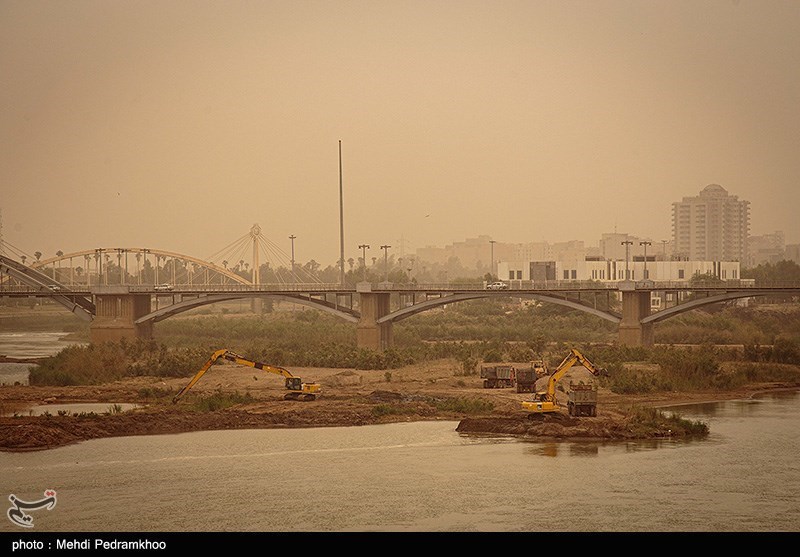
377,292 -> 621,324
29,247 -> 250,287
641,290 -> 781,324
136,293 -> 360,326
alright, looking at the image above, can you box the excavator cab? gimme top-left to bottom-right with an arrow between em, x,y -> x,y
285,377 -> 303,391
284,380 -> 322,401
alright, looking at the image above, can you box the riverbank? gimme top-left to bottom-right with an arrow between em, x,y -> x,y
2,359 -> 798,452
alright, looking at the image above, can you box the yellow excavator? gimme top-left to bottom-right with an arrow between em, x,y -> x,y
172,349 -> 321,403
521,348 -> 606,415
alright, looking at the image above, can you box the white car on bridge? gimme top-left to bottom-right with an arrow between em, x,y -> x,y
486,281 -> 508,290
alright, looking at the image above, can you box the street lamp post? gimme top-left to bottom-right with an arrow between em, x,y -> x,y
489,240 -> 496,279
621,240 -> 633,280
380,244 -> 391,282
640,241 -> 652,279
289,235 -> 296,279
338,140 -> 345,287
358,244 -> 370,281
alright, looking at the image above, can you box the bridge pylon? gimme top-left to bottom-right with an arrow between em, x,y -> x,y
617,285 -> 654,347
356,286 -> 392,351
90,287 -> 153,344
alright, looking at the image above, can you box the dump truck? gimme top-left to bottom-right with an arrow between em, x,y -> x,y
516,359 -> 548,393
480,364 -> 516,389
567,381 -> 598,417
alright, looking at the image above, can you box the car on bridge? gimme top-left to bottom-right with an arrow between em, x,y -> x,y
154,283 -> 174,292
486,281 -> 508,290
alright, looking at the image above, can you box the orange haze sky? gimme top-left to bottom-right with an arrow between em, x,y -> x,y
2,0 -> 799,268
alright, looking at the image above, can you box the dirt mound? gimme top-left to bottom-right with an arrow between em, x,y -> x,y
1,360 -> 793,451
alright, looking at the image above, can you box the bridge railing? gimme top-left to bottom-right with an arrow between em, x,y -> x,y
375,280 -> 623,292
127,283 -> 346,293
3,280 -> 799,295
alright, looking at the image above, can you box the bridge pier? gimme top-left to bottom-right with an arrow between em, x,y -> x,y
90,289 -> 153,344
356,290 -> 393,351
618,288 -> 654,347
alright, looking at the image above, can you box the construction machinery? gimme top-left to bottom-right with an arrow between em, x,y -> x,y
480,364 -> 516,389
521,348 -> 606,416
515,359 -> 549,393
567,381 -> 598,417
172,349 -> 321,404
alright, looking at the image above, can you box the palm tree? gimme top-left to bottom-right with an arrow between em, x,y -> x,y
93,252 -> 100,285
56,250 -> 63,282
20,255 -> 26,266
135,252 -> 142,285
34,251 -> 42,262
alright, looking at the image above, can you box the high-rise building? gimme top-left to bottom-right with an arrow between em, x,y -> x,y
747,231 -> 785,267
672,184 -> 750,262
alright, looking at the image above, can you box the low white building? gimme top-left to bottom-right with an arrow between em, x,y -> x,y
498,258 -> 741,283
497,258 -> 745,310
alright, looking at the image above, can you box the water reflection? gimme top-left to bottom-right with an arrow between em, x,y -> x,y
568,442 -> 599,456
3,402 -> 140,417
3,394 -> 799,532
663,390 -> 797,418
0,362 -> 35,385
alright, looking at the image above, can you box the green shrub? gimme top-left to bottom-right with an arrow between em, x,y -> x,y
192,391 -> 254,412
625,405 -> 709,437
434,398 -> 494,414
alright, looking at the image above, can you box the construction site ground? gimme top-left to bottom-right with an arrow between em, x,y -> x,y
1,359 -> 797,452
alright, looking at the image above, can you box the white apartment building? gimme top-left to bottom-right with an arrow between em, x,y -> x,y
672,184 -> 750,262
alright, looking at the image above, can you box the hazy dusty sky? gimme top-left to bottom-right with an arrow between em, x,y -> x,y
2,0 -> 799,268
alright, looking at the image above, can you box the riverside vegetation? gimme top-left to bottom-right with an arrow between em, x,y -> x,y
2,290 -> 799,449
22,299 -> 800,392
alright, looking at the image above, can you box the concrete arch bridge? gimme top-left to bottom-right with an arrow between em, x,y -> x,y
2,253 -> 799,350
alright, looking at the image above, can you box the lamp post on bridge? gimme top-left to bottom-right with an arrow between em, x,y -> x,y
621,240 -> 633,280
489,240 -> 496,279
289,235 -> 296,280
358,244 -> 370,282
640,241 -> 651,279
380,245 -> 391,282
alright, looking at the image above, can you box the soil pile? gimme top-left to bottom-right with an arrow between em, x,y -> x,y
1,360 -> 794,451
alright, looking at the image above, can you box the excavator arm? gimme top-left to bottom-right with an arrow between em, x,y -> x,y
522,348 -> 606,414
172,349 -> 321,404
172,349 -> 229,404
543,348 -> 606,402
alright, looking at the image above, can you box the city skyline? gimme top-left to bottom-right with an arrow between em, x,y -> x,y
2,2 -> 799,267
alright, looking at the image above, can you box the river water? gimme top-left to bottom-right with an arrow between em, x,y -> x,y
0,332 -> 79,386
1,391 -> 798,533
